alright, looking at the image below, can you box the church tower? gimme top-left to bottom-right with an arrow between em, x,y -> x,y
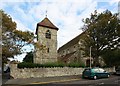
34,17 -> 59,64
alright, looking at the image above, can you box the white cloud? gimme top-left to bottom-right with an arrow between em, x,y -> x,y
0,2 -> 7,9
109,0 -> 120,5
1,0 -> 119,60
13,18 -> 33,32
1,0 -> 41,2
56,0 -> 97,48
9,53 -> 27,62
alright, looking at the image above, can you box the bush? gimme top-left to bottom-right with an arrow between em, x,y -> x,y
67,62 -> 85,68
23,52 -> 33,63
18,62 -> 44,68
17,62 -> 85,68
43,62 -> 65,67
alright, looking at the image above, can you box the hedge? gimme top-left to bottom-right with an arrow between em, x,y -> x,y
17,62 -> 85,68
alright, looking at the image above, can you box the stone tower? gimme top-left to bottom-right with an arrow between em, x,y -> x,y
34,17 -> 59,64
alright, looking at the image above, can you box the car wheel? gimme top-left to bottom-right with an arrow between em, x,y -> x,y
107,74 -> 110,78
93,76 -> 97,80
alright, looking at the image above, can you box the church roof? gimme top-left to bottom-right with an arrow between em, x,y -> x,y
59,52 -> 76,62
58,31 -> 86,52
36,17 -> 58,34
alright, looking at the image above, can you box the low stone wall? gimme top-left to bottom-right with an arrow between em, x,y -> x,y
10,63 -> 115,79
104,67 -> 115,73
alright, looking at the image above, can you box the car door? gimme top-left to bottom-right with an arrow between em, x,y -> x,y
83,69 -> 91,78
93,68 -> 101,78
98,68 -> 106,78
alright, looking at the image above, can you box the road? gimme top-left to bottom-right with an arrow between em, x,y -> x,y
0,73 -> 2,86
2,75 -> 120,86
54,75 -> 120,86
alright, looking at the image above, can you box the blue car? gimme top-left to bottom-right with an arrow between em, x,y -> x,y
82,68 -> 110,80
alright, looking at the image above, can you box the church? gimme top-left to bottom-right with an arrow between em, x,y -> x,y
34,16 -> 91,66
34,17 -> 59,64
57,32 -> 90,66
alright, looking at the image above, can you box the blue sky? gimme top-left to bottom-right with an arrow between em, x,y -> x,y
1,0 -> 119,61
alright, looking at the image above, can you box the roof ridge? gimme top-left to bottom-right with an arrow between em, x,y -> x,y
35,17 -> 59,35
37,17 -> 58,30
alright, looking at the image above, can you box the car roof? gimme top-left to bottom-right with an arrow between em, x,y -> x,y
84,67 -> 102,70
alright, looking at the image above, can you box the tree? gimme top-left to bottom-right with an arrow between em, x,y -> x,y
102,48 -> 120,67
23,52 -> 33,63
1,10 -> 34,63
81,10 -> 120,66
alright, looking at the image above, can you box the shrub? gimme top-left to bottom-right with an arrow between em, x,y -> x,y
67,62 -> 85,68
18,62 -> 43,68
43,62 -> 65,67
17,62 -> 85,68
23,52 -> 33,63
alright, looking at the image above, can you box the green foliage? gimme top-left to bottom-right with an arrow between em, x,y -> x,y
17,62 -> 85,68
23,52 -> 33,63
81,10 -> 120,66
2,9 -> 18,61
42,62 -> 65,67
18,62 -> 64,68
18,62 -> 43,68
102,48 -> 120,67
1,10 -> 34,63
67,62 -> 85,68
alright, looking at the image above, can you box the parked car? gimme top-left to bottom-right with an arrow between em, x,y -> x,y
82,68 -> 110,80
115,66 -> 120,75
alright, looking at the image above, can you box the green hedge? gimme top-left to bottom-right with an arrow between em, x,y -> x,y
67,62 -> 85,68
17,62 -> 85,68
18,62 -> 43,68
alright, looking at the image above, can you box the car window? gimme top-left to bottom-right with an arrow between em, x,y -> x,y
99,68 -> 105,73
84,69 -> 90,72
92,69 -> 99,73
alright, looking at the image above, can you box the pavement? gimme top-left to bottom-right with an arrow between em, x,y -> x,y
0,74 -> 2,86
2,75 -> 82,86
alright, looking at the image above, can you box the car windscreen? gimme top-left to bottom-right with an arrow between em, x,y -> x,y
91,69 -> 99,73
99,68 -> 105,73
91,68 -> 105,73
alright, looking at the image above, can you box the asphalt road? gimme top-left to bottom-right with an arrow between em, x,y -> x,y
55,75 -> 120,86
2,75 -> 120,86
0,74 -> 2,86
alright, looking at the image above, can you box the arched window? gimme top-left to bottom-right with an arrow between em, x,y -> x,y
45,30 -> 51,39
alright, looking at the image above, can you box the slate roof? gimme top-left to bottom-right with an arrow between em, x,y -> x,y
36,17 -> 59,34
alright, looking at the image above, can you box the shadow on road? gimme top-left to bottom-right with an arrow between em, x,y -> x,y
2,72 -> 14,85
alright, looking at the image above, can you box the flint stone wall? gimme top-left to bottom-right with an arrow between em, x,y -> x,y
10,63 -> 115,79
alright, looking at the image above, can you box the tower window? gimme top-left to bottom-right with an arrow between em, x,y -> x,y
47,48 -> 49,53
45,30 -> 51,39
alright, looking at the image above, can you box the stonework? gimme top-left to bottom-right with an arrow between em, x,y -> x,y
10,63 -> 115,79
10,63 -> 84,79
34,17 -> 58,64
58,33 -> 89,65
